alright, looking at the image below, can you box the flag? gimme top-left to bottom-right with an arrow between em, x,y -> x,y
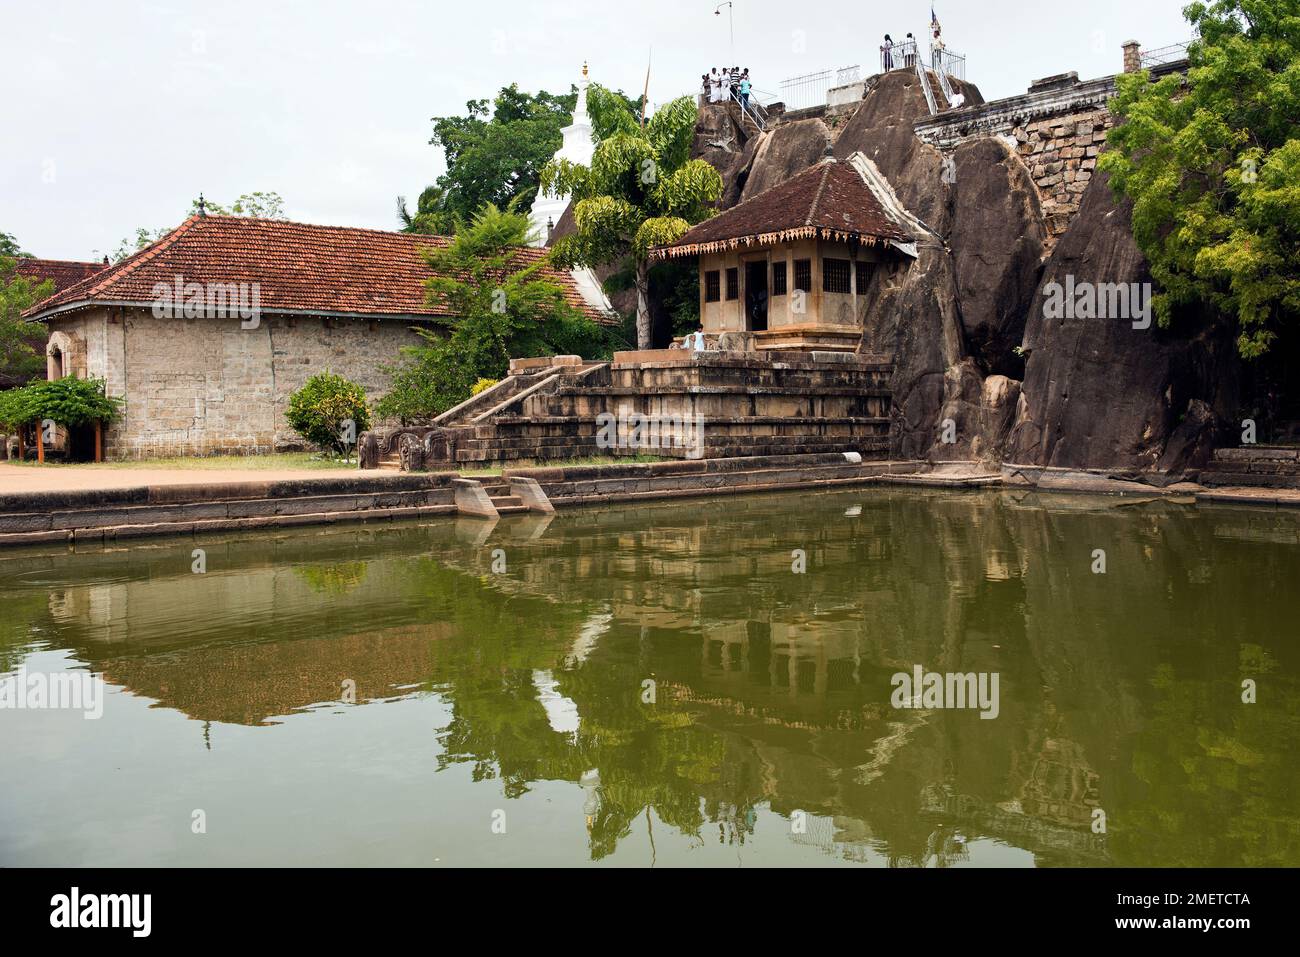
931,6 -> 941,32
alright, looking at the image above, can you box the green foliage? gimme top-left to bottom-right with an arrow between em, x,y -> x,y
541,89 -> 721,348
1100,0 -> 1300,358
1,255 -> 53,386
0,232 -> 28,258
376,203 -> 613,423
656,259 -> 703,338
190,191 -> 287,220
0,376 -> 122,430
470,377 -> 499,396
285,371 -> 371,457
397,185 -> 464,236
402,83 -> 644,235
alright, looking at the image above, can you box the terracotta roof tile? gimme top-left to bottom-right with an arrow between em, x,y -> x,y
652,158 -> 913,259
24,216 -> 614,324
13,258 -> 108,299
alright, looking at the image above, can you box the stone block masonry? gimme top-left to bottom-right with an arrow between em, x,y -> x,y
1013,109 -> 1110,241
43,306 -> 432,459
914,74 -> 1117,250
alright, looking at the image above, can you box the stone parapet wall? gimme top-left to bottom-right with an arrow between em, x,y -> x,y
915,76 -> 1116,246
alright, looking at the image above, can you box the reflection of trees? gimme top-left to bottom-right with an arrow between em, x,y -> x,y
0,591 -> 46,674
293,560 -> 368,595
1117,652 -> 1300,867
6,490 -> 1299,865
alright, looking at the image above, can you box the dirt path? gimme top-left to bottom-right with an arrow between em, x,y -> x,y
0,463 -> 356,494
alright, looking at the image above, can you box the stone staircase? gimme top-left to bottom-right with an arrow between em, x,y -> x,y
451,475 -> 555,519
1201,446 -> 1300,488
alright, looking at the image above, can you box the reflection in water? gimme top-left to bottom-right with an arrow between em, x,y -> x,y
1,489 -> 1297,867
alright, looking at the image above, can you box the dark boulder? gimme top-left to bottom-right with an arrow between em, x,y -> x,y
948,137 -> 1046,377
857,240 -> 966,459
1007,171 -> 1177,469
834,70 -> 952,235
738,118 -> 832,203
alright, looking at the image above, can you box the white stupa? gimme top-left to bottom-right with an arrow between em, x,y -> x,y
529,62 -> 615,320
529,62 -> 596,247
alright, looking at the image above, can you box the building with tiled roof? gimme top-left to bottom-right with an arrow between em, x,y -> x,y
650,152 -> 922,353
23,215 -> 616,458
25,215 -> 613,325
14,257 -> 109,300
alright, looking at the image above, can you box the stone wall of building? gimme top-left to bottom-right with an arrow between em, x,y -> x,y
1011,109 -> 1110,240
46,309 -> 430,458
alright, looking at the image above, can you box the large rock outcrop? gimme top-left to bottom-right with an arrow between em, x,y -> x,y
738,118 -> 832,203
834,71 -> 952,235
948,137 -> 1046,378
686,71 -> 1235,472
1007,171 -> 1232,470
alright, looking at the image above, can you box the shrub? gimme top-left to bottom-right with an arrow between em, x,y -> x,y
285,372 -> 371,457
470,377 -> 499,396
0,377 -> 122,431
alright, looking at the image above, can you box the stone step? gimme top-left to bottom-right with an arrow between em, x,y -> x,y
0,502 -> 460,547
489,495 -> 524,509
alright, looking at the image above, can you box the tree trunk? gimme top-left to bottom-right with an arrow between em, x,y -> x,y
635,258 -> 652,350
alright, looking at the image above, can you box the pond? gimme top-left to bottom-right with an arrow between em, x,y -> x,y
1,488 -> 1297,867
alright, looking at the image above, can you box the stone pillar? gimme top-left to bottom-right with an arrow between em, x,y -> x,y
1122,40 -> 1141,74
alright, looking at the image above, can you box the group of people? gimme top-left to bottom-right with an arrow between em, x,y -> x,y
702,66 -> 753,108
880,15 -> 948,73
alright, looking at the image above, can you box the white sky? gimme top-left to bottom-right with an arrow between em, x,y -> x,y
2,0 -> 1191,260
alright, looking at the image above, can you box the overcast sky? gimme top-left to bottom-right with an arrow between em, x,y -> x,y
2,0 -> 1192,261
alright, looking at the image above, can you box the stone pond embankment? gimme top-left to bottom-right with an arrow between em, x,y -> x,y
2,450 -> 1298,549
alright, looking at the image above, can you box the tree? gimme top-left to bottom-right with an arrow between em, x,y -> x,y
285,371 -> 371,458
541,91 -> 722,349
0,232 -> 29,258
99,192 -> 288,262
400,83 -> 645,235
1100,0 -> 1300,359
396,185 -> 463,236
190,191 -> 287,220
376,202 -> 611,422
1,254 -> 53,387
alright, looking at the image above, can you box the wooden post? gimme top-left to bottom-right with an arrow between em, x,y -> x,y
17,426 -> 24,460
94,420 -> 103,462
36,422 -> 44,464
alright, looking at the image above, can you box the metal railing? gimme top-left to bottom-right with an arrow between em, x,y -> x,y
885,39 -> 921,72
882,40 -> 965,80
729,87 -> 769,131
1140,41 -> 1191,68
914,56 -> 938,116
779,64 -> 860,111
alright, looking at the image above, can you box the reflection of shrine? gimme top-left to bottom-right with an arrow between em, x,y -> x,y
9,486 -> 1292,866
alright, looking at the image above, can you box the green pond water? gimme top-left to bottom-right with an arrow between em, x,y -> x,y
1,488 -> 1297,867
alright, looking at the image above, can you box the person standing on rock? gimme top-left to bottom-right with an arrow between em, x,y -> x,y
882,34 -> 894,71
904,33 -> 917,68
710,68 -> 723,103
720,67 -> 732,103
738,70 -> 751,110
